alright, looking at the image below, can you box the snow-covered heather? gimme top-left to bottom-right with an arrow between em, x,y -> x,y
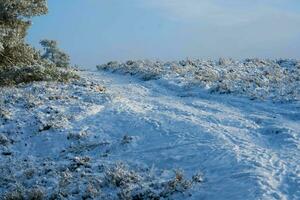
97,59 -> 300,102
1,67 -> 300,199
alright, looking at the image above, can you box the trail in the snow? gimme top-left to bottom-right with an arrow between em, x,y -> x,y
81,70 -> 300,200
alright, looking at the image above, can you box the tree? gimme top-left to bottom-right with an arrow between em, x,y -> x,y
0,0 -> 48,66
0,1 -> 77,86
40,39 -> 70,68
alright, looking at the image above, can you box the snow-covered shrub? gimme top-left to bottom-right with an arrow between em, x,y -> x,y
69,156 -> 91,171
218,58 -> 234,66
97,60 -> 164,81
0,107 -> 11,121
96,61 -> 120,71
4,187 -> 44,200
105,163 -> 141,188
159,170 -> 197,198
97,58 -> 300,102
104,163 -> 202,199
27,187 -> 45,200
121,135 -> 134,144
0,134 -> 9,146
4,189 -> 24,200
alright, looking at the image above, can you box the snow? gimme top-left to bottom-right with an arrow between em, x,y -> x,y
1,61 -> 300,199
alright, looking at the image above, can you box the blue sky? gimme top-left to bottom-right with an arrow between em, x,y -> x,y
27,0 -> 300,67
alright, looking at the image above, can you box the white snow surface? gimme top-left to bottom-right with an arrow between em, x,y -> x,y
1,65 -> 300,199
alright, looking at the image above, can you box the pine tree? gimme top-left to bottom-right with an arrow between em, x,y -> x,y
40,39 -> 70,68
0,0 -> 48,66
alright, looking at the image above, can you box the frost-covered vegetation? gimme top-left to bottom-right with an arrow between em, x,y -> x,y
97,58 -> 300,102
0,0 -> 77,86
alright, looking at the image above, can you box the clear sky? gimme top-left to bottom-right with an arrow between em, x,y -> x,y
27,0 -> 300,68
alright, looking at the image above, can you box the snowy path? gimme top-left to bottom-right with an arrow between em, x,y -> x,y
81,70 -> 300,200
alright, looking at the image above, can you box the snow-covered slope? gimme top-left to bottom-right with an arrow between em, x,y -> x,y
1,67 -> 299,199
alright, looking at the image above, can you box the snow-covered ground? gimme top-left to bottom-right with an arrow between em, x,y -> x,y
1,62 -> 300,199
